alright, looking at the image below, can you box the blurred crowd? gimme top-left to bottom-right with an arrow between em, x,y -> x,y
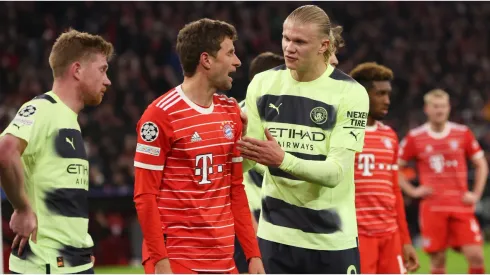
1,1 -> 490,267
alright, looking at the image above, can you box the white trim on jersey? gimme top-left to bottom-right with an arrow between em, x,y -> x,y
471,150 -> 484,160
134,161 -> 164,171
156,90 -> 178,108
425,122 -> 451,139
176,85 -> 214,114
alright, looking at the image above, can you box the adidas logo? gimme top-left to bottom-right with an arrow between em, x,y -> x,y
191,132 -> 202,142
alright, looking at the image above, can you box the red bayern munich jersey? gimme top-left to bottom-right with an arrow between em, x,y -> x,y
399,122 -> 484,212
354,122 -> 410,243
134,85 -> 247,272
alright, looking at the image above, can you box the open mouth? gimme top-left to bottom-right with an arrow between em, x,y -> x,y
228,71 -> 236,81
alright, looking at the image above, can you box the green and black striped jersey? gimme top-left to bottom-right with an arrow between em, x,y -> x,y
244,64 -> 369,250
1,91 -> 93,273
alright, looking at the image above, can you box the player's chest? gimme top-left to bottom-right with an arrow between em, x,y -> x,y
169,116 -> 237,159
355,134 -> 397,176
415,137 -> 465,159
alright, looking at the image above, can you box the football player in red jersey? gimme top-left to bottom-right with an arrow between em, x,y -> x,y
133,18 -> 264,274
349,63 -> 420,274
399,89 -> 488,274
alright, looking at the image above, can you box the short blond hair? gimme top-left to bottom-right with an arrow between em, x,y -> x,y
424,89 -> 449,104
49,29 -> 114,78
286,5 -> 335,62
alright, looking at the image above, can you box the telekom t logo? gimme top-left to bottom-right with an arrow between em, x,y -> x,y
358,154 -> 375,176
195,153 -> 223,184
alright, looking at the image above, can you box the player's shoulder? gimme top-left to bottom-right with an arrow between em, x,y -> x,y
251,64 -> 289,85
407,124 -> 428,138
376,122 -> 397,136
15,92 -> 58,119
448,121 -> 469,132
142,88 -> 180,119
214,93 -> 239,109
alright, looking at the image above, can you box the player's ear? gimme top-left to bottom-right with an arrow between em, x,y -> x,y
71,62 -> 82,81
200,52 -> 212,70
319,38 -> 329,55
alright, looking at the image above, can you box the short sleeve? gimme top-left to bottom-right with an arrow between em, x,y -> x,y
1,101 -> 49,156
232,102 -> 244,163
398,134 -> 417,164
329,83 -> 369,152
134,107 -> 173,171
464,128 -> 483,160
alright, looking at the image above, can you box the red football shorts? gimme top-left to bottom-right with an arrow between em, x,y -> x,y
359,231 -> 406,274
141,240 -> 238,274
419,205 -> 483,253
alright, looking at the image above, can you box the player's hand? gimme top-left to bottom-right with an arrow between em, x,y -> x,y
155,258 -> 173,274
462,191 -> 479,205
402,244 -> 420,272
10,207 -> 37,256
237,128 -> 285,167
248,257 -> 265,274
411,186 -> 432,198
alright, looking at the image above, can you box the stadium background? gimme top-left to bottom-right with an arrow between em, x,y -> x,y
1,1 -> 490,273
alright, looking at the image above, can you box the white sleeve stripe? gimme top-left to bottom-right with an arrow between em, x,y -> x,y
134,161 -> 164,171
232,157 -> 243,163
471,151 -> 484,160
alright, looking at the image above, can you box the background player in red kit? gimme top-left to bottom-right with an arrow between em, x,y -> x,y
399,89 -> 488,274
349,63 -> 420,274
133,18 -> 264,274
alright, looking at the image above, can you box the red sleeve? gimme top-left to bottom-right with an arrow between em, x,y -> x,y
464,128 -> 483,160
230,104 -> 261,261
398,133 -> 416,164
392,136 -> 412,245
133,107 -> 174,265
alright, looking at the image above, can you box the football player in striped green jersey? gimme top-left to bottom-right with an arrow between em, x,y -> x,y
0,29 -> 113,274
238,5 -> 369,274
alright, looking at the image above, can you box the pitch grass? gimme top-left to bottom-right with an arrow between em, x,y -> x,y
94,243 -> 490,274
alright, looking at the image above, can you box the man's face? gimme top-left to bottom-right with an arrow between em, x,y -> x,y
209,37 -> 241,91
424,96 -> 451,124
282,20 -> 329,72
368,81 -> 392,121
79,53 -> 111,106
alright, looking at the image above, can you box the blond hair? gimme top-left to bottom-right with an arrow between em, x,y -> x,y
49,29 -> 114,78
286,5 -> 335,62
424,89 -> 449,104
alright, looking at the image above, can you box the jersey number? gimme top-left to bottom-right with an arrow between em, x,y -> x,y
195,153 -> 223,185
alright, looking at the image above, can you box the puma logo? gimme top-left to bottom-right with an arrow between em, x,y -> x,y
269,103 -> 282,114
65,137 -> 75,150
350,131 -> 360,141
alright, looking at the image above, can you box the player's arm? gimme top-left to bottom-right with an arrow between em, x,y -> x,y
465,130 -> 488,201
397,134 -> 432,198
0,102 -> 45,211
0,135 -> 29,210
133,109 -> 173,271
242,76 -> 265,173
279,83 -> 369,188
230,105 -> 262,261
392,138 -> 412,245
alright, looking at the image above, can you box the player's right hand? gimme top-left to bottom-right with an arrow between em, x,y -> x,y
10,207 -> 37,256
248,257 -> 266,274
412,185 -> 433,198
155,258 -> 173,274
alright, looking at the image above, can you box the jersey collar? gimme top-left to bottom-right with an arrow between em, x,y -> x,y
176,85 -> 214,114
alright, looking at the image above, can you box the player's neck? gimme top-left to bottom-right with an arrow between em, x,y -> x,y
428,121 -> 447,133
291,61 -> 327,82
367,116 -> 376,126
52,80 -> 84,114
181,76 -> 215,107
